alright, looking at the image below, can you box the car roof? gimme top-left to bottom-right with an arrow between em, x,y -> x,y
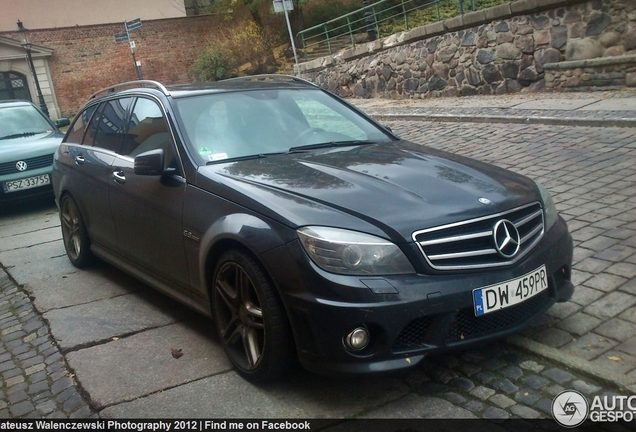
0,100 -> 36,108
87,75 -> 320,102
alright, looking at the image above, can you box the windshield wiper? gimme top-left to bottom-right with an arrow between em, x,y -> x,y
205,152 -> 288,165
204,142 -> 372,164
288,140 -> 372,153
0,131 -> 40,140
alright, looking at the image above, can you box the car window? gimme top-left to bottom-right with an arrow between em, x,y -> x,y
0,104 -> 54,140
122,97 -> 176,165
88,98 -> 134,153
65,103 -> 99,144
174,89 -> 392,164
291,96 -> 367,141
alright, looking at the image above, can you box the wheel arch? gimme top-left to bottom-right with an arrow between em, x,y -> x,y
198,212 -> 295,305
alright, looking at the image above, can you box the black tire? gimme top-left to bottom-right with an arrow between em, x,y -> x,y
60,195 -> 93,268
212,249 -> 294,382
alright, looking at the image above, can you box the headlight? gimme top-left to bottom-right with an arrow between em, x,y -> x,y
535,181 -> 558,231
297,226 -> 415,276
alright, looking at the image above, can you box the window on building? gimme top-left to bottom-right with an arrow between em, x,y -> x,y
0,72 -> 31,102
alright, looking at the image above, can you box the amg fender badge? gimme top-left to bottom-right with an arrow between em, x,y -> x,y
183,230 -> 200,242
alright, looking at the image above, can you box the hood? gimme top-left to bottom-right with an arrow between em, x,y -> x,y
197,141 -> 540,242
0,132 -> 64,163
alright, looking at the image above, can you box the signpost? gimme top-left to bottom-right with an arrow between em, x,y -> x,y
273,0 -> 300,77
113,18 -> 143,80
126,18 -> 142,31
114,33 -> 129,43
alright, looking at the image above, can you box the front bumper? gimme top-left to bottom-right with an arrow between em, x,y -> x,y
261,216 -> 573,376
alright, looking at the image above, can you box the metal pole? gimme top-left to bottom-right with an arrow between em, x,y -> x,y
124,20 -> 143,80
25,47 -> 49,117
282,2 -> 301,77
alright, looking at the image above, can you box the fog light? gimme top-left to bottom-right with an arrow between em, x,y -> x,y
345,327 -> 369,351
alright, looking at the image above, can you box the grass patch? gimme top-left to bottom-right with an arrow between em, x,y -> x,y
378,0 -> 510,38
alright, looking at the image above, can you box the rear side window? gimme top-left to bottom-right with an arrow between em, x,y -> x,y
64,104 -> 99,144
89,98 -> 134,153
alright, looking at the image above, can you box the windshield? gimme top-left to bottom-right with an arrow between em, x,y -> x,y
0,104 -> 54,140
174,88 -> 393,164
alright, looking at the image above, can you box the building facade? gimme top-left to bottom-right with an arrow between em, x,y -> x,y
0,0 -> 188,120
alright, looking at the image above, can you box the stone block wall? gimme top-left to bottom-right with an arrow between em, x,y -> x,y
302,0 -> 636,98
544,54 -> 636,90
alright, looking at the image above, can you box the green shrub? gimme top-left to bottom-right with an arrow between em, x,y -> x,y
304,0 -> 361,29
190,21 -> 275,81
190,48 -> 236,82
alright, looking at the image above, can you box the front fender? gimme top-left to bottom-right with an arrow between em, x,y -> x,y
202,213 -> 295,299
182,184 -> 297,301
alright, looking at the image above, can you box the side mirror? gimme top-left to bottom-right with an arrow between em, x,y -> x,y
55,118 -> 70,128
134,149 -> 166,176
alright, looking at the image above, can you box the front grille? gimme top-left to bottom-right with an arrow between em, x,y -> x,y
0,154 -> 53,176
413,202 -> 544,270
392,290 -> 552,351
446,290 -> 551,343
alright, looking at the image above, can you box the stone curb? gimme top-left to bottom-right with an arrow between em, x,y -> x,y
506,335 -> 636,394
370,113 -> 636,128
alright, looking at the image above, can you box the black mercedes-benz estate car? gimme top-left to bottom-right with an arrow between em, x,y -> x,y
52,75 -> 573,382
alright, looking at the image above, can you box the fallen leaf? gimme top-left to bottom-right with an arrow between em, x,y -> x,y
608,356 -> 621,362
171,348 -> 184,359
112,337 -> 119,341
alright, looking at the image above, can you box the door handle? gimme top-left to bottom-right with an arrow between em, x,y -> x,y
112,170 -> 126,184
74,155 -> 85,165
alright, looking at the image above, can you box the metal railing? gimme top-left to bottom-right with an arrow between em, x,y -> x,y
297,0 -> 442,61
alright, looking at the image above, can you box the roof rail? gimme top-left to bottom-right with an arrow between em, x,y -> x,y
221,74 -> 319,88
87,80 -> 169,101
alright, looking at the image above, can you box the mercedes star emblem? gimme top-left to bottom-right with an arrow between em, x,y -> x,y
478,197 -> 491,205
493,219 -> 520,258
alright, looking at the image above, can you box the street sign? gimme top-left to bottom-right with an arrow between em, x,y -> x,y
129,41 -> 136,49
272,0 -> 300,77
114,33 -> 129,42
126,18 -> 142,31
273,0 -> 293,13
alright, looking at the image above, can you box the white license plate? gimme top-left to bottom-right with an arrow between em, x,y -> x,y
473,265 -> 548,316
3,174 -> 50,193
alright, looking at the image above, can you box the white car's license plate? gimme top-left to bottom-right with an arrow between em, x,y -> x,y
473,265 -> 548,316
3,174 -> 50,193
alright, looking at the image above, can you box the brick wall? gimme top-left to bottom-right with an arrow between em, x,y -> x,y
1,14 -> 241,116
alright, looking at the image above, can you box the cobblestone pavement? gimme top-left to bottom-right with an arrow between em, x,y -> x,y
0,255 -> 631,422
1,91 -> 636,422
0,269 -> 94,418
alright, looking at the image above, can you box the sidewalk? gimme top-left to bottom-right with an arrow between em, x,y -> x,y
350,89 -> 636,128
350,89 -> 636,393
